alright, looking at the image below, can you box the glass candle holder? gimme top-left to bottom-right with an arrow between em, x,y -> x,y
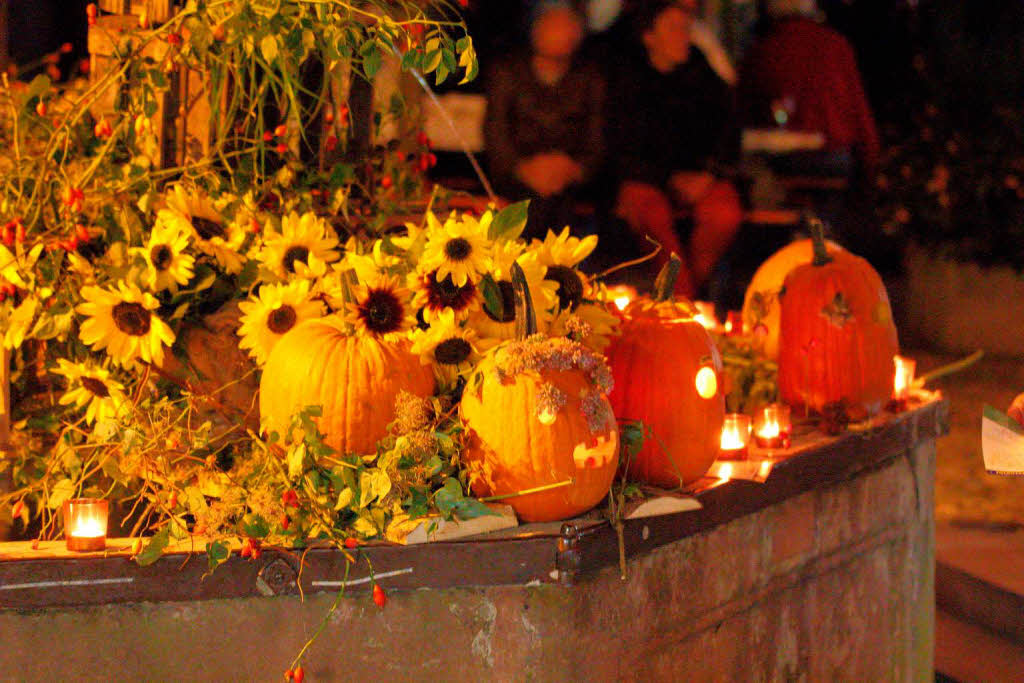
63,498 -> 108,552
720,413 -> 751,460
893,355 -> 916,401
754,403 -> 792,449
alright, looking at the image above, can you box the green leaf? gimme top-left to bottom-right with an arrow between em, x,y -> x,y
260,35 -> 279,64
183,486 -> 207,516
47,478 -> 76,510
134,527 -> 170,567
434,478 -> 497,520
362,44 -> 381,79
422,49 -> 442,74
487,200 -> 530,241
241,513 -> 271,539
206,540 -> 230,574
479,274 -> 504,322
620,420 -> 648,458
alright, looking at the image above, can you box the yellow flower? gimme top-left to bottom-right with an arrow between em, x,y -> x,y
136,218 -> 194,292
259,211 -> 340,280
346,274 -> 415,342
237,280 -> 325,365
419,212 -> 490,287
529,227 -> 598,313
410,269 -> 481,324
160,184 -> 247,274
77,282 -> 176,367
409,308 -> 480,385
469,250 -> 555,345
547,302 -> 621,352
52,359 -> 129,424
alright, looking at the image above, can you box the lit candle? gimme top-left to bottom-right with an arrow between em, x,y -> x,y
724,311 -> 744,336
606,285 -> 636,312
754,403 -> 792,449
64,498 -> 108,552
720,413 -> 751,460
893,355 -> 916,402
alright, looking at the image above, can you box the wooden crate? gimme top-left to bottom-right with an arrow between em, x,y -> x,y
99,0 -> 177,24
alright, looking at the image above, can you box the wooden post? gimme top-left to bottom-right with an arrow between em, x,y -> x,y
0,347 -> 10,451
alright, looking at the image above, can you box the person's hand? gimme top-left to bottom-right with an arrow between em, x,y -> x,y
669,171 -> 715,205
1009,392 -> 1024,426
517,153 -> 582,197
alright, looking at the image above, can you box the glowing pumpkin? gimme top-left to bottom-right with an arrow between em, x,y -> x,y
606,256 -> 725,488
742,236 -> 844,360
461,264 -> 619,522
259,316 -> 435,455
777,219 -> 898,419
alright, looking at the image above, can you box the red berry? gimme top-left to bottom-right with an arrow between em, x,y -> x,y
416,131 -> 429,147
338,105 -> 349,124
75,224 -> 89,242
31,539 -> 40,550
379,176 -> 393,189
94,118 -> 113,139
35,100 -> 47,117
344,537 -> 359,549
427,153 -> 437,168
293,666 -> 304,683
280,515 -> 290,531
262,131 -> 274,142
275,143 -> 288,155
241,539 -> 253,558
1,226 -> 13,246
11,500 -> 24,518
373,583 -> 387,608
88,16 -> 96,27
167,33 -> 183,47
324,110 -> 335,125
284,670 -> 294,680
60,42 -> 73,54
325,135 -> 338,152
281,489 -> 300,508
274,124 -> 288,138
212,24 -> 226,41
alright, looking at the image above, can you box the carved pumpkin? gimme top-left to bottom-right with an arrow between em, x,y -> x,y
260,316 -> 435,454
461,264 -> 619,522
742,236 -> 844,360
777,219 -> 898,419
606,256 -> 725,488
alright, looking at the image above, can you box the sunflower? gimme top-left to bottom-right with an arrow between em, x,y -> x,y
160,184 -> 247,274
419,212 -> 490,287
547,302 -> 621,352
77,282 -> 176,367
469,250 -> 556,345
137,218 -> 194,292
259,211 -> 340,280
346,274 -> 415,342
409,308 -> 480,385
52,359 -> 129,424
411,269 -> 481,324
238,280 -> 325,365
530,227 -> 599,312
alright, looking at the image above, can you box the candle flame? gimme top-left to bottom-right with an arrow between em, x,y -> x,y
758,460 -> 773,479
721,426 -> 747,450
538,408 -> 557,425
757,417 -> 780,440
614,295 -> 631,311
70,517 -> 105,538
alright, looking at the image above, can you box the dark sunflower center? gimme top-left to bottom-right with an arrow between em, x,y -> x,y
267,305 -> 298,335
444,237 -> 472,262
150,244 -> 173,271
282,245 -> 310,273
112,302 -> 152,336
359,289 -> 404,335
545,265 -> 585,311
427,272 -> 476,312
483,280 -> 517,323
434,338 -> 472,365
191,216 -> 226,240
80,376 -> 111,398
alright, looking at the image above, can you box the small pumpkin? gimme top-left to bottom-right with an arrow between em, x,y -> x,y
461,264 -> 619,522
606,256 -> 725,488
742,235 -> 844,360
777,218 -> 898,419
260,316 -> 435,454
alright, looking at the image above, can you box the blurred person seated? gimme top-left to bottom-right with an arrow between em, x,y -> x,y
1010,393 -> 1024,427
605,0 -> 743,297
738,0 -> 880,179
484,1 -> 606,240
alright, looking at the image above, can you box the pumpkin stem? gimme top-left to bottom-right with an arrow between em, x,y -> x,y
511,261 -> 538,339
653,253 -> 683,302
806,215 -> 833,267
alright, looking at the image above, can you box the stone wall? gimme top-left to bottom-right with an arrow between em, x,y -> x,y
0,438 -> 935,681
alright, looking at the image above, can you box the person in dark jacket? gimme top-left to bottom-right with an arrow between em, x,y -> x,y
605,0 -> 742,297
484,1 -> 606,240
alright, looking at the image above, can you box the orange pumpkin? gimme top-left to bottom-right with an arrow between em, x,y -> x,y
260,316 -> 435,455
606,256 -> 725,488
742,236 -> 844,360
777,219 -> 898,419
460,265 -> 619,522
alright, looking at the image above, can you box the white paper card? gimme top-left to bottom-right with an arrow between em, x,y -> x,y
981,405 -> 1024,475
